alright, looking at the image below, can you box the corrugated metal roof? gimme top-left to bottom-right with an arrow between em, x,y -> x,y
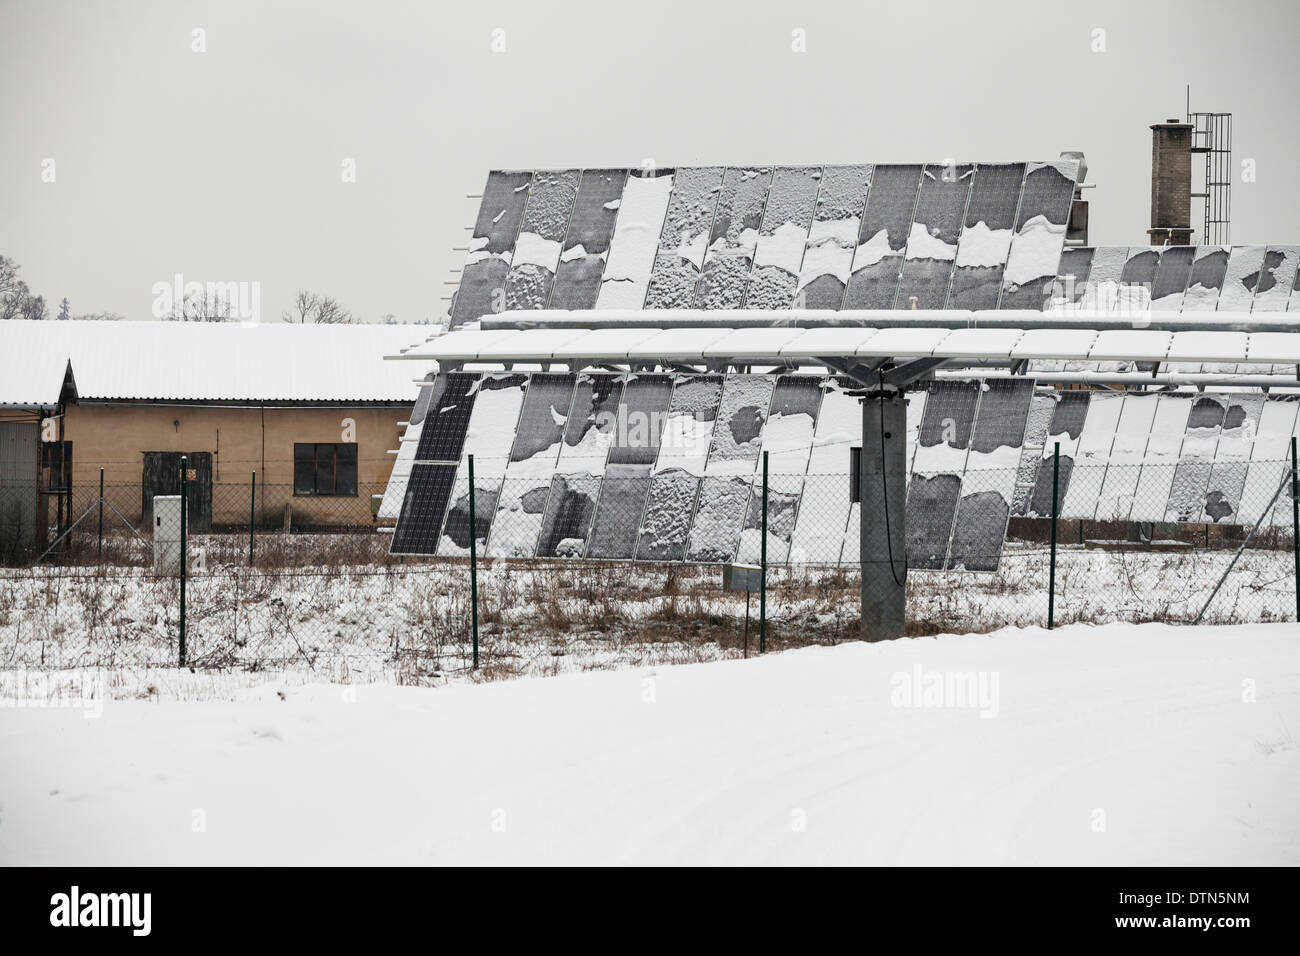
0,321 -> 434,405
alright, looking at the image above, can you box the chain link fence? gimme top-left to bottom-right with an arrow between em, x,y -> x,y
2,451 -> 1296,680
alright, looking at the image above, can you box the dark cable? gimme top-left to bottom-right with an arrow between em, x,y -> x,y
878,369 -> 906,588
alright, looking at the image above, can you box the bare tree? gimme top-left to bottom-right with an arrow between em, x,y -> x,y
281,290 -> 354,324
162,287 -> 233,322
0,255 -> 48,320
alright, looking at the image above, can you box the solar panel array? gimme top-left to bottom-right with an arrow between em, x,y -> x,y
449,162 -> 1081,327
1045,244 -> 1300,314
386,372 -> 1300,569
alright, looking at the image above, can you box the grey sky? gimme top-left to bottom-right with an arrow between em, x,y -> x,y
2,0 -> 1297,324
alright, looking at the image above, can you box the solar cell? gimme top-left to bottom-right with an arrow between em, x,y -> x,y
1249,246 -> 1300,312
1218,245 -> 1266,311
450,171 -> 533,328
390,463 -> 458,555
504,169 -> 580,311
645,167 -> 726,309
895,164 -> 973,310
948,163 -> 1025,310
796,165 -> 872,309
697,167 -> 774,309
597,169 -> 675,309
746,166 -> 821,309
550,170 -> 628,310
843,165 -> 922,309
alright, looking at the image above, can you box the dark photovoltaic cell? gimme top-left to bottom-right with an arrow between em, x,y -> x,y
945,380 -> 1033,571
509,374 -> 577,462
504,169 -> 580,311
746,165 -> 820,309
1012,160 -> 1076,231
1183,247 -> 1230,309
1218,245 -> 1265,311
968,379 -> 1034,454
536,474 -> 602,557
413,372 -> 479,462
843,164 -> 922,309
796,164 -> 872,309
947,163 -> 1025,310
1250,246 -> 1300,312
562,373 -> 624,457
999,160 -> 1077,309
697,167 -> 773,308
1055,246 -> 1094,303
585,464 -> 652,558
1150,246 -> 1194,309
450,171 -> 533,328
905,475 -> 962,570
1120,248 -> 1161,288
440,478 -> 501,554
550,169 -> 627,310
607,374 -> 674,466
917,380 -> 978,449
645,166 -> 725,309
947,491 -> 1011,572
391,463 -> 458,554
894,164 -> 973,310
1026,391 -> 1090,517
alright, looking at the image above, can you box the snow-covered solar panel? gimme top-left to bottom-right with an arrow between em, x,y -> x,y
389,372 -> 1300,562
551,170 -> 627,311
948,163 -> 1025,310
505,169 -> 579,312
796,165 -> 872,309
895,164 -> 973,310
702,327 -> 805,360
697,167 -> 773,309
1250,246 -> 1300,313
596,170 -> 675,310
450,171 -> 533,328
747,166 -> 821,309
1218,245 -> 1265,311
999,159 -> 1078,309
646,167 -> 725,309
844,165 -> 922,309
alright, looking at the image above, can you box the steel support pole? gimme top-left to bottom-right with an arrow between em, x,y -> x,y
469,454 -> 480,670
1292,436 -> 1299,622
97,468 -> 104,559
860,392 -> 907,641
1049,442 -> 1060,630
760,451 -> 768,655
179,456 -> 188,667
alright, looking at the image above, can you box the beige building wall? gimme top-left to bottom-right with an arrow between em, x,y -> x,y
62,403 -> 405,527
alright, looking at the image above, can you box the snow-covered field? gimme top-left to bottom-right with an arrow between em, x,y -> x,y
1,621 -> 1296,865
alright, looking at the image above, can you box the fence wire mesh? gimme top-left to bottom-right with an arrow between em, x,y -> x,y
2,454 -> 1296,679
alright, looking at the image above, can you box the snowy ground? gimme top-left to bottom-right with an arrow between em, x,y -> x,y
1,621 -> 1296,865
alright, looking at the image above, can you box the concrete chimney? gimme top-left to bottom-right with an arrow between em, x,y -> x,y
1148,119 -> 1194,246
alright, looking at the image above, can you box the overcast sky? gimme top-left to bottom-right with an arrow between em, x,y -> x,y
2,0 -> 1297,324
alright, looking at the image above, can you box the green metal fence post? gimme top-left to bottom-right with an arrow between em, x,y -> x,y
468,454 -> 480,670
1048,441 -> 1060,630
1292,436 -> 1299,622
760,450 -> 768,655
97,468 -> 104,559
250,471 -> 256,566
179,456 -> 188,667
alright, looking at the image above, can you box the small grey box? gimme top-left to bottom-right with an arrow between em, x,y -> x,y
722,563 -> 762,593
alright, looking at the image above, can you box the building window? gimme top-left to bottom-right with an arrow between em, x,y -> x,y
42,441 -> 72,491
294,443 -> 357,497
